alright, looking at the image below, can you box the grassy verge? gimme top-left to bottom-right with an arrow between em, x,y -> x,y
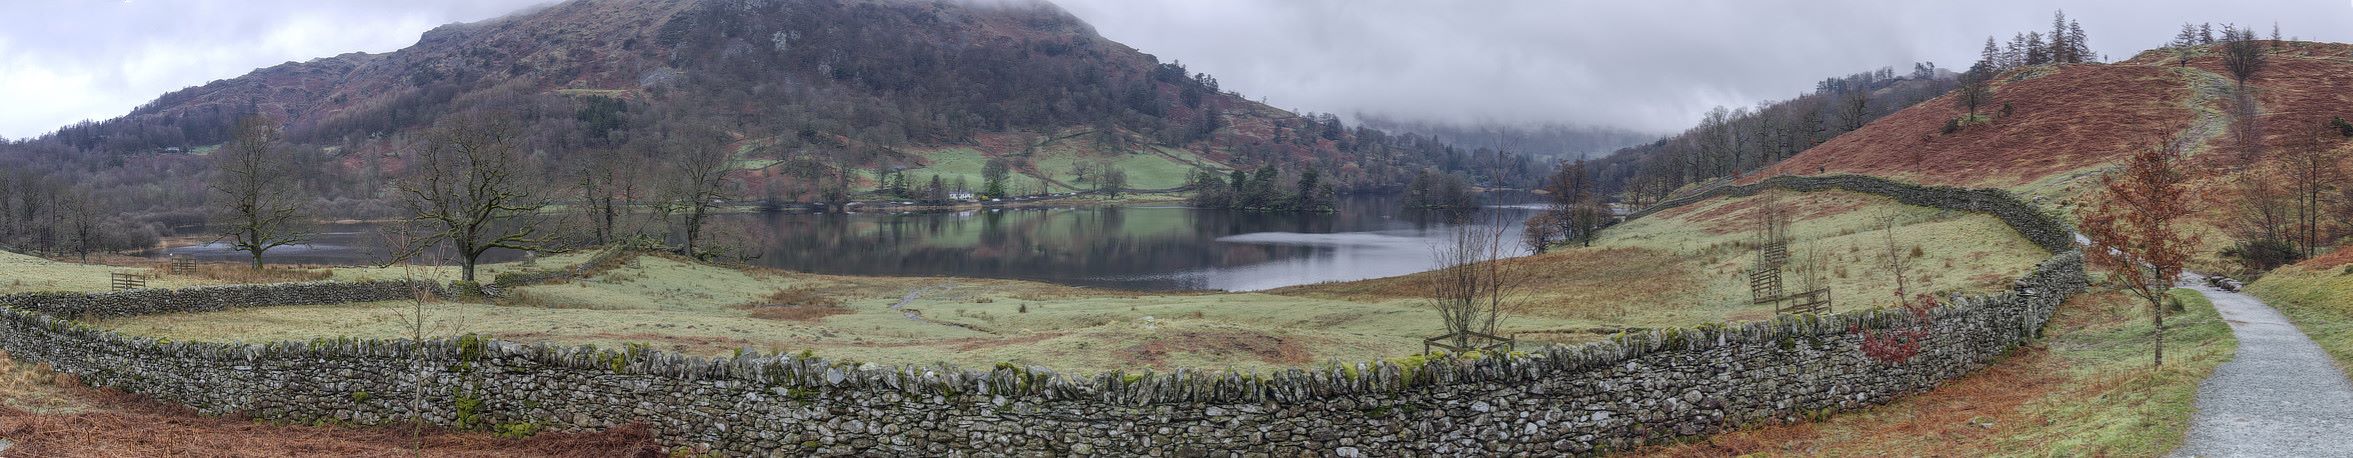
2244,259 -> 2353,376
1639,288 -> 2234,456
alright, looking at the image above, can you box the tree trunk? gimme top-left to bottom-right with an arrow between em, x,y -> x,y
684,204 -> 706,259
461,253 -> 480,283
252,251 -> 265,270
2152,297 -> 2167,368
600,197 -> 616,245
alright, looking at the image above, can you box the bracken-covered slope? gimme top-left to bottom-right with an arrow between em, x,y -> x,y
1751,41 -> 2353,205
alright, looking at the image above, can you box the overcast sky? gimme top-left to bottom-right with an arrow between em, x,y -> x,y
4,0 -> 2349,139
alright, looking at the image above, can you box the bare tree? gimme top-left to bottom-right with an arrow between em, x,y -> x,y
2221,29 -> 2267,87
1522,211 -> 1562,253
377,224 -> 459,456
575,147 -> 643,246
664,125 -> 735,258
396,114 -> 547,283
60,188 -> 101,262
2277,123 -> 2343,258
1953,60 -> 1996,118
1425,212 -> 1524,353
1099,167 -> 1128,198
1858,213 -> 1934,362
211,116 -> 313,269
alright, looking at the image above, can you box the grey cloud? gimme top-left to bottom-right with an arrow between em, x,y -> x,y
0,0 -> 547,139
4,0 -> 2350,139
1056,0 -> 2353,133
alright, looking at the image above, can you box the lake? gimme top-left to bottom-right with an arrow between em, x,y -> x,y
165,195 -> 1540,291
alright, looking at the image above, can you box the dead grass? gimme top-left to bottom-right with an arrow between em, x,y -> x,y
735,286 -> 854,321
741,304 -> 853,322
1642,348 -> 2066,457
1279,247 -> 1693,310
761,286 -> 845,308
1751,62 -> 2194,190
174,263 -> 335,284
0,352 -> 661,457
1752,42 -> 2353,196
1120,329 -> 1314,369
1635,289 -> 2234,457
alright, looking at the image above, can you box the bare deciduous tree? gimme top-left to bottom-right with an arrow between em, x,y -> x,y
575,147 -> 643,246
1425,212 -> 1525,353
1953,60 -> 1996,117
2276,126 -> 2340,259
664,125 -> 735,258
2220,29 -> 2267,87
211,116 -> 313,269
396,114 -> 547,283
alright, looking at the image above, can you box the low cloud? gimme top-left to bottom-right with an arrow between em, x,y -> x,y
3,0 -> 2348,139
1056,0 -> 2353,132
0,0 -> 545,139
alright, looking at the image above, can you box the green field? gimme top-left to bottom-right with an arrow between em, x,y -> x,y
0,251 -> 229,294
1030,145 -> 1209,191
1291,189 -> 2052,331
70,189 -> 2050,376
1599,189 -> 2051,312
98,255 -> 1608,374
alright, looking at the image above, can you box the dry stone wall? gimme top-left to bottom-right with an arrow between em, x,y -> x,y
1628,174 -> 2075,252
0,176 -> 2086,456
0,280 -> 443,320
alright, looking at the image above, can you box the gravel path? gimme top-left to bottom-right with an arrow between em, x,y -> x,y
2175,280 -> 2353,457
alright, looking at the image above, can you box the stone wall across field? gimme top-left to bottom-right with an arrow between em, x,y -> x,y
0,280 -> 444,320
1627,174 -> 2075,253
0,176 -> 2088,456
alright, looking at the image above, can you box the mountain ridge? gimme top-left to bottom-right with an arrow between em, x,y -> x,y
31,0 -> 1532,199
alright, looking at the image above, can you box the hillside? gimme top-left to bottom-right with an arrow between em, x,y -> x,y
14,0 -> 1528,219
1750,41 -> 2353,206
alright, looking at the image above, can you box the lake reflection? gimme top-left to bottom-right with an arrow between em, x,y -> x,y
735,195 -> 1536,291
164,195 -> 1538,291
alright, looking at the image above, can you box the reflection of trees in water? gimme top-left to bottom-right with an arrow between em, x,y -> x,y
711,195 -> 1541,289
743,205 -> 1383,287
166,195 -> 1541,288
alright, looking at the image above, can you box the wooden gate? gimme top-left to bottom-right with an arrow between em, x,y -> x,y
110,272 -> 147,291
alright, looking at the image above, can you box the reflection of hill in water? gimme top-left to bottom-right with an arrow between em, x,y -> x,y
158,196 -> 1538,291
162,225 -> 524,266
748,196 -> 1538,290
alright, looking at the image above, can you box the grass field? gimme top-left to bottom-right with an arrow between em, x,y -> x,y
84,188 -> 2051,375
2244,251 -> 2353,376
1030,145 -> 1207,191
0,251 -> 244,294
1286,189 -> 2051,332
2,181 -> 2049,385
1640,288 -> 2234,456
100,254 -> 1610,374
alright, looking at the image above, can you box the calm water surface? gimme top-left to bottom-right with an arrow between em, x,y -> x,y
165,195 -> 1539,291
